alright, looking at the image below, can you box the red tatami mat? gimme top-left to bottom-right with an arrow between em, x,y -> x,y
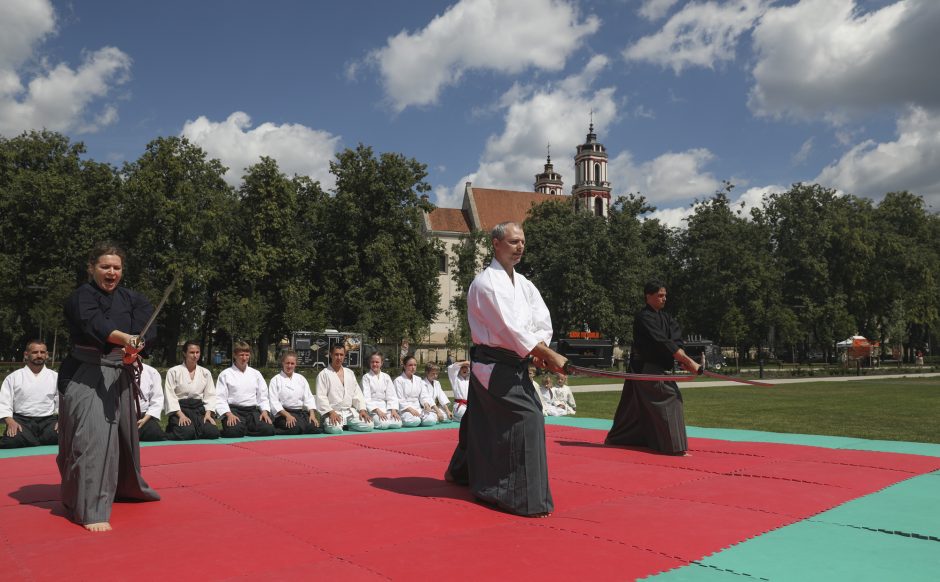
2,426 -> 939,581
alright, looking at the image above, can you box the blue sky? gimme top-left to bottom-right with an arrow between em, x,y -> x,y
2,0 -> 938,225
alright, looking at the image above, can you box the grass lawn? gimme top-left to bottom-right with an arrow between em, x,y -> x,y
574,377 -> 940,444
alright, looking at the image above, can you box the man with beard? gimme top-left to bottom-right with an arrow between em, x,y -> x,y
1,340 -> 59,448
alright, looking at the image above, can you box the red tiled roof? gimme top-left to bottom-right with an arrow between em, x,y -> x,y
471,188 -> 570,232
427,207 -> 471,233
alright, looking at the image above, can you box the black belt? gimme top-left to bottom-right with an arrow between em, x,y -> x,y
472,344 -> 530,367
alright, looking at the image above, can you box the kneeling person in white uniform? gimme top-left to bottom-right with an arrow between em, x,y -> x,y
269,350 -> 321,435
361,352 -> 402,430
137,362 -> 166,441
1,340 -> 58,448
424,363 -> 453,422
447,360 -> 470,421
315,344 -> 373,434
395,356 -> 438,428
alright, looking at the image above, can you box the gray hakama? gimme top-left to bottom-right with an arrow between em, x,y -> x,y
447,345 -> 553,516
604,362 -> 687,454
57,349 -> 160,525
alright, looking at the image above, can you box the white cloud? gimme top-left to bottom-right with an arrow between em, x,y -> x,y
624,0 -> 769,73
608,148 -> 721,203
438,55 -> 617,204
638,0 -> 680,21
791,137 -> 814,165
815,106 -> 940,206
644,183 -> 782,229
749,0 -> 940,120
0,0 -> 130,135
366,0 -> 599,112
180,112 -> 341,189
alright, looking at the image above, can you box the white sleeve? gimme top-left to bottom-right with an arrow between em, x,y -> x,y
145,367 -> 164,419
447,362 -> 461,388
202,368 -> 217,414
434,381 -> 449,406
215,370 -> 232,416
255,371 -> 271,412
314,370 -> 332,415
268,376 -> 284,414
0,373 -> 15,418
300,376 -> 316,411
394,376 -> 408,410
349,373 -> 367,411
523,277 -> 554,345
419,379 -> 434,407
52,372 -> 59,415
164,367 -> 181,413
384,374 -> 400,410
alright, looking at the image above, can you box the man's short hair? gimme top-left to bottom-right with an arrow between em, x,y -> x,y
24,339 -> 46,352
490,221 -> 521,241
330,343 -> 346,354
644,279 -> 666,295
233,341 -> 251,354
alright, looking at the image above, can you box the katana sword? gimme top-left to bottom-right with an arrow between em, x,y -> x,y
563,363 -> 697,382
126,272 -> 180,354
699,368 -> 773,387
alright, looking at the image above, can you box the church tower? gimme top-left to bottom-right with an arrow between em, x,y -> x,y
572,120 -> 611,217
533,145 -> 564,195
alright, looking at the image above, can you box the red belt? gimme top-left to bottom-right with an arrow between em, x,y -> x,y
455,399 -> 468,406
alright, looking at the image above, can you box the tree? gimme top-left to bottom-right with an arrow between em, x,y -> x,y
320,145 -> 441,346
121,136 -> 235,364
447,229 -> 488,354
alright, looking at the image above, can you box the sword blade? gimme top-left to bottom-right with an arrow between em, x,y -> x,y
138,272 -> 180,339
701,369 -> 773,387
565,363 -> 697,382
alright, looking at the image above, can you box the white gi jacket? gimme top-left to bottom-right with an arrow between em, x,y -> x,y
446,362 -> 470,402
137,363 -> 164,419
268,371 -> 316,413
164,363 -> 216,413
215,365 -> 270,416
468,260 -> 553,388
394,374 -> 433,410
362,370 -> 399,412
425,377 -> 450,407
315,366 -> 367,415
0,366 -> 58,418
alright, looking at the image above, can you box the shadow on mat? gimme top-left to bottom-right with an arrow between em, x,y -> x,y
368,477 -> 471,500
8,483 -> 69,515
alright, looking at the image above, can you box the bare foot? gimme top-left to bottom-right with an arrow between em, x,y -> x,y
529,512 -> 552,518
84,522 -> 112,532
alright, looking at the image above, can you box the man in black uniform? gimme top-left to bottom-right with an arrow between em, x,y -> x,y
605,280 -> 700,455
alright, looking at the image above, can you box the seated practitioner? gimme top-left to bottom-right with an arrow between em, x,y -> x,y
395,356 -> 438,428
554,373 -> 577,415
446,359 -> 470,421
361,352 -> 402,430
0,340 -> 58,448
137,362 -> 167,441
269,350 -> 321,435
423,363 -> 454,422
315,344 -> 373,434
535,371 -> 566,417
216,342 -> 275,438
164,340 -> 220,440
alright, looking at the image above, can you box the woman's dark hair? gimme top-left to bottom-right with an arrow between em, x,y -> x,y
182,340 -> 201,353
643,279 -> 666,296
87,242 -> 126,268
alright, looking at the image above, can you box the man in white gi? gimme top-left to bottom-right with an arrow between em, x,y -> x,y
361,352 -> 402,430
315,344 -> 373,434
447,359 -> 470,421
137,361 -> 166,441
395,355 -> 438,428
424,363 -> 454,422
1,340 -> 59,448
445,221 -> 567,517
164,340 -> 220,440
216,342 -> 275,438
269,350 -> 321,435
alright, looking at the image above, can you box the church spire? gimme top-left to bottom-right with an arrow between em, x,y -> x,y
572,117 -> 610,217
534,142 -> 564,195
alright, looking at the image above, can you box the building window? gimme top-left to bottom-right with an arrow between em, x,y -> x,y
594,163 -> 601,182
438,251 -> 448,274
595,197 -> 603,217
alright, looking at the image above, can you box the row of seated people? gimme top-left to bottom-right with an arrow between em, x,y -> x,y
0,339 -> 473,448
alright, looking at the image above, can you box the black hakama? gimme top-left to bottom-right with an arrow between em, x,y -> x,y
220,404 -> 276,438
605,362 -> 687,453
166,398 -> 220,440
0,414 -> 58,448
274,407 -> 322,435
447,346 -> 553,516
